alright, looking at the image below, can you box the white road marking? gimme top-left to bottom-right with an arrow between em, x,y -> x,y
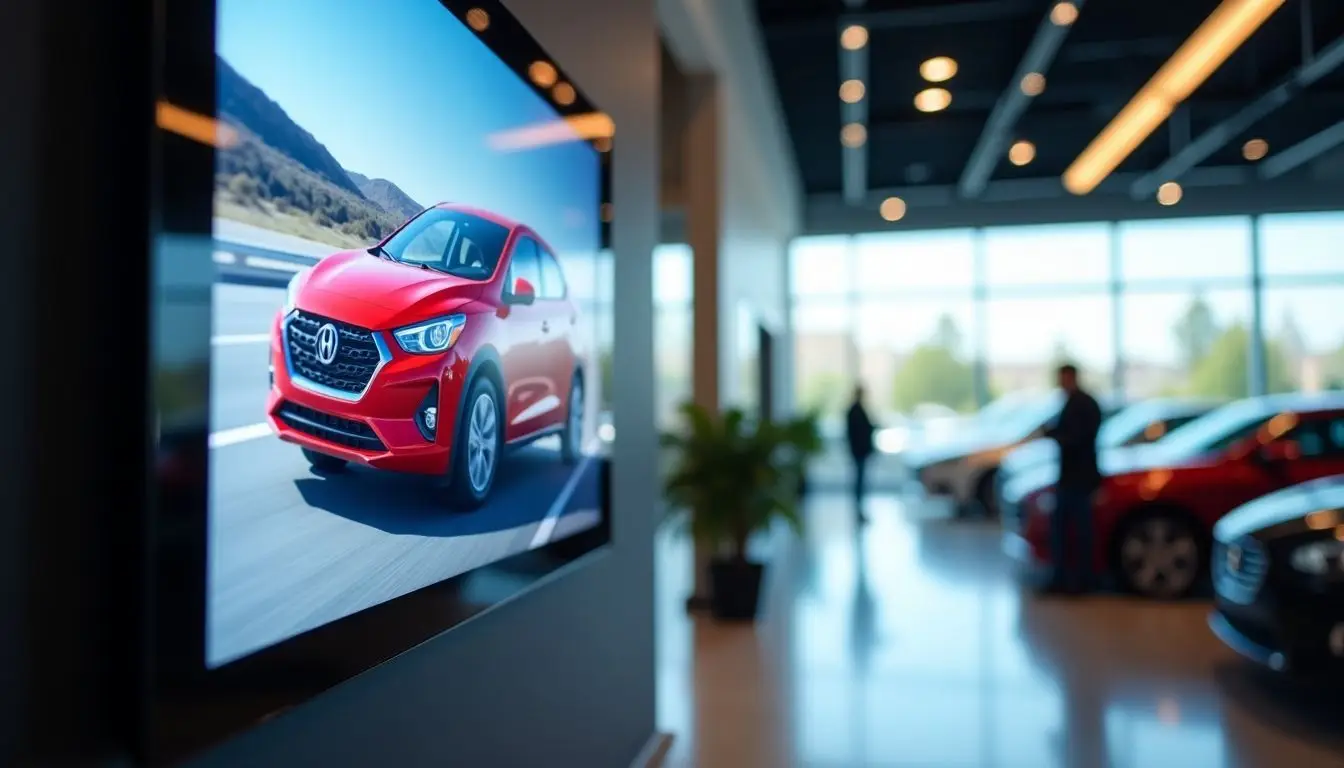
244,255 -> 308,272
213,250 -> 237,264
210,422 -> 274,449
212,333 -> 271,345
528,438 -> 606,550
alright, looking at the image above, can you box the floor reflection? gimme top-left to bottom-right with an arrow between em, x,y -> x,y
656,491 -> 1344,768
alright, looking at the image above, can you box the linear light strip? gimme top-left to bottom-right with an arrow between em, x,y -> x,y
1062,0 -> 1287,195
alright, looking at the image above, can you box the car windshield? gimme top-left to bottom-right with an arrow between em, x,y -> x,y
379,208 -> 510,279
1153,400 -> 1271,459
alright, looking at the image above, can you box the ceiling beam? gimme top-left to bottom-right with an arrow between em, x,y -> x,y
840,0 -> 868,205
1258,118 -> 1344,179
957,0 -> 1086,200
816,165 -> 1256,208
1130,33 -> 1344,199
763,0 -> 1036,38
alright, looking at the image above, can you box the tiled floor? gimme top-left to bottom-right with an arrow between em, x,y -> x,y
655,491 -> 1344,768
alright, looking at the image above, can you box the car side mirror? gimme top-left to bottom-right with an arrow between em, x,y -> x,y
507,277 -> 536,305
1255,440 -> 1300,464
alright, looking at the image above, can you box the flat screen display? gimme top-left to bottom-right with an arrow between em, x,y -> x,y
205,0 -> 609,668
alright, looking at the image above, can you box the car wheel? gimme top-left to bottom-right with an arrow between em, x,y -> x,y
445,376 -> 501,510
975,470 -> 1000,518
559,374 -> 583,465
302,447 -> 347,474
1113,509 -> 1206,599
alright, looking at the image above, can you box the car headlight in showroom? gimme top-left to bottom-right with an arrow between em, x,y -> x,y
394,314 -> 467,354
283,269 -> 309,313
1289,539 -> 1344,576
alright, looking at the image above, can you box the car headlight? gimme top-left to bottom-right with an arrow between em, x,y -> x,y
283,269 -> 308,313
1289,540 -> 1344,576
393,314 -> 467,354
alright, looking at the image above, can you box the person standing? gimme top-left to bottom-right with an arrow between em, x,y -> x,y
846,385 -> 876,523
1044,363 -> 1103,593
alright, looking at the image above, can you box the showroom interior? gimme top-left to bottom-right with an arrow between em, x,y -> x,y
6,0 -> 1344,766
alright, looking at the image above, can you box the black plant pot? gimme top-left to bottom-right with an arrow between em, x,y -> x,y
709,558 -> 765,621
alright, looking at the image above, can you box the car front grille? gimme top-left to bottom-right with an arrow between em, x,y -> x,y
286,311 -> 383,396
276,401 -> 386,452
1213,536 -> 1269,605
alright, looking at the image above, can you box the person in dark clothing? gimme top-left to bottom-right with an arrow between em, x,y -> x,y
846,386 -> 876,522
1043,364 -> 1103,593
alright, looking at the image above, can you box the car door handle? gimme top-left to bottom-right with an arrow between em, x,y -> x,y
541,320 -> 550,333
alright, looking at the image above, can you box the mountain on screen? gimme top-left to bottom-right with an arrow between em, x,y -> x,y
346,171 -> 424,220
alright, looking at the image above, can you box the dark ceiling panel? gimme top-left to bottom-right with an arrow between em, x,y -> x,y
752,0 -> 1344,204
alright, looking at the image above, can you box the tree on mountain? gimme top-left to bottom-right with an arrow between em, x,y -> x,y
1173,295 -> 1220,369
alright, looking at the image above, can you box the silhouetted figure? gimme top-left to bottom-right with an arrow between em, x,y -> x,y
846,386 -> 875,523
1044,364 -> 1103,593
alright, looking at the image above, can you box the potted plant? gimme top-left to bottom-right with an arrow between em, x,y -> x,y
660,402 -> 822,621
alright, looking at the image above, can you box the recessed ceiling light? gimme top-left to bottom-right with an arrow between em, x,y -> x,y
465,8 -> 490,31
919,56 -> 959,83
880,197 -> 907,222
841,24 -> 869,51
914,87 -> 952,113
1157,181 -> 1183,206
841,122 -> 867,148
1020,72 -> 1046,96
1050,2 -> 1079,26
839,79 -> 866,103
1008,139 -> 1036,166
552,82 -> 576,106
1243,137 -> 1269,161
529,61 -> 558,88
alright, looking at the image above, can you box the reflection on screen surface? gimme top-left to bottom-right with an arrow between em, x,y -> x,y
207,0 -> 607,667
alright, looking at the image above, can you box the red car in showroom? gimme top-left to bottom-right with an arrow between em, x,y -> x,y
266,203 -> 586,509
1003,393 -> 1344,599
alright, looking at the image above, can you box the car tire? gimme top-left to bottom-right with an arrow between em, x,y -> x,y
445,375 -> 502,510
302,447 -> 347,474
975,470 -> 1000,519
1112,508 -> 1207,599
559,374 -> 584,466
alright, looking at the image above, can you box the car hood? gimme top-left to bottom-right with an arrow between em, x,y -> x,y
1214,476 -> 1344,541
297,250 -> 484,326
1000,438 -> 1058,477
1001,444 -> 1174,502
903,432 -> 1011,469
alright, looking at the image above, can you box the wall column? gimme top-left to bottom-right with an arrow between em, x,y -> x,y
684,72 -> 722,608
1248,214 -> 1267,396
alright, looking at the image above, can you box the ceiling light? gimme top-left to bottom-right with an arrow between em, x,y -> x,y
529,61 -> 558,88
552,82 -> 576,106
839,79 -> 866,103
1008,139 -> 1036,166
465,8 -> 490,31
1243,137 -> 1269,160
841,24 -> 869,51
880,197 -> 907,222
1020,72 -> 1046,96
1050,2 -> 1080,26
841,122 -> 867,148
1063,0 -> 1288,196
914,87 -> 952,113
1157,181 -> 1183,205
919,56 -> 959,83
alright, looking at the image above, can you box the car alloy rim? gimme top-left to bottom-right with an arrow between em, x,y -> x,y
1120,517 -> 1198,597
467,392 -> 497,493
569,381 -> 584,454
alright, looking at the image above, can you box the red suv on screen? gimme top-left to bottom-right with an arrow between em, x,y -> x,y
1004,393 -> 1344,599
265,203 -> 586,509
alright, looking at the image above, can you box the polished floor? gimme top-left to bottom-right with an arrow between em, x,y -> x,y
655,492 -> 1344,768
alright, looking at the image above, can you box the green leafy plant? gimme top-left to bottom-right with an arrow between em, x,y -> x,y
660,402 -> 823,564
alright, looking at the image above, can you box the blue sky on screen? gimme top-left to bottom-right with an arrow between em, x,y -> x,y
217,0 -> 599,258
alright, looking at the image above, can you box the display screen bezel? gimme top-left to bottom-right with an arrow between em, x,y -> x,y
144,0 -> 613,763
